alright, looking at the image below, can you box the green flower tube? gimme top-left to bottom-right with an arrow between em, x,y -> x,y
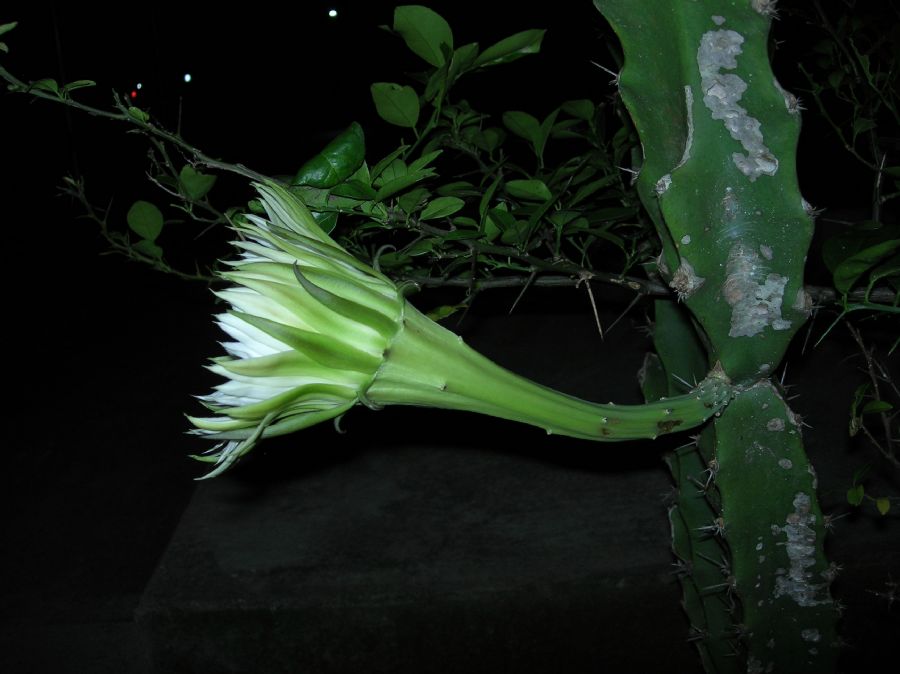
189,182 -> 734,477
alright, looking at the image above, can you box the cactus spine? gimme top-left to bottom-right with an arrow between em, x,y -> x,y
595,0 -> 838,671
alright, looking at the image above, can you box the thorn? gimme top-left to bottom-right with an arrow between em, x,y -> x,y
672,373 -> 693,391
589,60 -> 620,86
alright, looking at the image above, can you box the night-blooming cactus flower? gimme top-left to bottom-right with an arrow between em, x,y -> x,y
190,182 -> 734,477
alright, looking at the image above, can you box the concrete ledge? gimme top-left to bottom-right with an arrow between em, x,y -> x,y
136,442 -> 699,673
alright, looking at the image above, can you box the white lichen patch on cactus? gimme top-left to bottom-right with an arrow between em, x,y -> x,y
767,417 -> 785,431
778,458 -> 793,470
681,234 -> 691,245
712,15 -> 726,26
723,242 -> 791,337
655,173 -> 672,195
669,257 -> 706,300
772,492 -> 830,607
697,28 -> 779,181
759,244 -> 773,260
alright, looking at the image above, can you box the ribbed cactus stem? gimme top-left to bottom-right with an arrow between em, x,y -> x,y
595,0 -> 839,671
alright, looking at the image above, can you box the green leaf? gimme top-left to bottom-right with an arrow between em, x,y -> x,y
479,176 -> 501,223
833,238 -> 900,294
393,5 -> 453,67
329,180 -> 377,201
852,117 -> 877,138
426,304 -> 464,321
0,21 -> 17,36
847,484 -> 865,507
484,205 -> 514,243
408,149 -> 442,173
436,181 -> 476,197
421,196 -> 464,220
474,29 -> 545,68
828,70 -> 844,89
371,82 -> 420,128
470,127 -> 504,153
398,187 -> 430,214
30,78 -> 59,94
133,238 -> 163,259
62,79 -> 96,93
862,400 -> 893,414
127,201 -> 164,241
561,99 -> 595,121
506,179 -> 552,201
451,216 -> 478,229
406,238 -> 437,256
374,158 -> 408,186
292,122 -> 366,188
127,106 -> 150,123
503,110 -> 541,145
375,169 -> 435,202
569,174 -> 618,207
311,210 -> 338,234
370,145 -> 409,182
866,253 -> 900,298
876,498 -> 891,516
179,165 -> 217,200
448,42 -> 480,82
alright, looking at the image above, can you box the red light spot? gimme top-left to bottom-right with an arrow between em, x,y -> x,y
130,90 -> 138,99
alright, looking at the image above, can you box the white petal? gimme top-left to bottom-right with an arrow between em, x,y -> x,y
216,313 -> 290,357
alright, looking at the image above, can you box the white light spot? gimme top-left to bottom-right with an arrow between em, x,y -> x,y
136,82 -> 143,90
183,73 -> 192,83
328,9 -> 338,18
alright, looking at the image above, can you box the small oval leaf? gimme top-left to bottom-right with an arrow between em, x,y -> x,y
127,201 -> 164,241
293,122 -> 366,188
474,29 -> 545,68
847,484 -> 865,507
179,165 -> 217,200
371,83 -> 420,128
506,179 -> 552,201
393,5 -> 453,67
420,196 -> 465,220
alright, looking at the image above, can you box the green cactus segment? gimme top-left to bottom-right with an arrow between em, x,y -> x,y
648,300 -> 738,672
714,382 -> 837,673
667,432 -> 742,674
368,302 -> 733,441
595,0 -> 813,382
652,300 -> 709,390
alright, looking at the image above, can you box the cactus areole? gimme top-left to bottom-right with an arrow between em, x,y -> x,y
595,1 -> 838,672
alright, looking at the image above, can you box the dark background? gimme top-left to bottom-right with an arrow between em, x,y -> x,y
2,2 -> 898,672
